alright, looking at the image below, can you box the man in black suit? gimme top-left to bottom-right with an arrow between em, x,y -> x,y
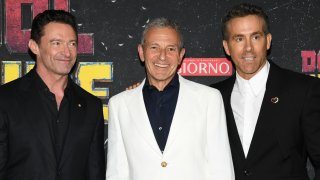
211,3 -> 320,180
0,10 -> 105,180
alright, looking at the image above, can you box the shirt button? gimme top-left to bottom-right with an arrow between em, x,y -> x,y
244,169 -> 252,176
161,161 -> 167,167
159,127 -> 163,131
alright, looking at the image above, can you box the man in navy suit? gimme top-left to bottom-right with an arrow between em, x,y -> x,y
211,3 -> 320,180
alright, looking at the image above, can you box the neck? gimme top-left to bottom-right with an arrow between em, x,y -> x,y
150,82 -> 169,91
238,60 -> 267,80
37,69 -> 68,91
148,76 -> 175,91
36,68 -> 68,109
147,73 -> 176,91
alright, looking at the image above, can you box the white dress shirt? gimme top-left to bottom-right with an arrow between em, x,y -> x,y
231,61 -> 270,157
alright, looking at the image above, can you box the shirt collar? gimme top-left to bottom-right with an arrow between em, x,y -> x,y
143,73 -> 179,92
234,61 -> 270,96
34,71 -> 72,98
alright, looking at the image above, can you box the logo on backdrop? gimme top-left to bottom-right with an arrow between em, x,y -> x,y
178,58 -> 232,76
301,50 -> 320,77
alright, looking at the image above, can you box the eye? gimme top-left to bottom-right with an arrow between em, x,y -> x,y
51,41 -> 61,46
68,41 -> 77,48
167,47 -> 177,52
252,34 -> 261,40
148,45 -> 159,51
235,37 -> 243,42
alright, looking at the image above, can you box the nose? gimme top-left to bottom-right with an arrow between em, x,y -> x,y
63,44 -> 71,57
159,49 -> 166,61
245,38 -> 253,52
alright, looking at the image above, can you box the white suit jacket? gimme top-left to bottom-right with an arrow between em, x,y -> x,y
106,75 -> 234,180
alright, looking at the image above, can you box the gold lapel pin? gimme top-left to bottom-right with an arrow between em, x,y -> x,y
271,97 -> 279,104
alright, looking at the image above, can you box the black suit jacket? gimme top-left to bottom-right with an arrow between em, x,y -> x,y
211,62 -> 320,180
0,69 -> 105,180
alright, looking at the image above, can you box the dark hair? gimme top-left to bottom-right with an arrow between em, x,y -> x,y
141,17 -> 184,49
222,3 -> 270,40
30,10 -> 78,44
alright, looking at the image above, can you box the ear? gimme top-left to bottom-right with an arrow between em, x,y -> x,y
266,33 -> 272,50
138,44 -> 145,62
222,40 -> 231,56
178,48 -> 186,65
28,40 -> 40,55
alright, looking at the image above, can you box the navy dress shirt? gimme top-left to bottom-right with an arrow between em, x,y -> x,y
143,74 -> 179,152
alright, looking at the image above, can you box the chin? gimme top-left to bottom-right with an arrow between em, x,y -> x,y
56,70 -> 71,76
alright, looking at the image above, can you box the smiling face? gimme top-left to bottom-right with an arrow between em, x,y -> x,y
138,27 -> 185,90
223,15 -> 272,80
29,22 -> 77,79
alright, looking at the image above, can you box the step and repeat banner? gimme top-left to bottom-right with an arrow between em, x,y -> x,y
0,0 -> 319,177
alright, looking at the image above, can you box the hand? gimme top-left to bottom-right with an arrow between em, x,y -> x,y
126,82 -> 141,90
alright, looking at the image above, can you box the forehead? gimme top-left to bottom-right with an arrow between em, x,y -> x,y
144,27 -> 180,44
42,22 -> 76,39
226,15 -> 265,34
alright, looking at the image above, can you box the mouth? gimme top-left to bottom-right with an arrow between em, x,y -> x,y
242,56 -> 255,61
57,58 -> 72,62
154,63 -> 169,68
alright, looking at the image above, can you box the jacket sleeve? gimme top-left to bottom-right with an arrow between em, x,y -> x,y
0,110 -> 8,179
87,101 -> 106,180
207,91 -> 235,180
106,97 -> 129,180
302,78 -> 320,179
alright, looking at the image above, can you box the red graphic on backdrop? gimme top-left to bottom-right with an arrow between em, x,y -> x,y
301,50 -> 320,73
178,58 -> 232,76
5,0 -> 93,54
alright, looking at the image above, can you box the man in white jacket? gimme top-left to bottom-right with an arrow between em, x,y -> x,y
106,17 -> 234,180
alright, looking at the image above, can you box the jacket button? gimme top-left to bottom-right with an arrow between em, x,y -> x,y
244,169 -> 252,176
57,169 -> 62,176
161,161 -> 167,167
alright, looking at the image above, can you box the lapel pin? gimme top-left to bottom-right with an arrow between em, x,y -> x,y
78,103 -> 82,107
271,97 -> 279,104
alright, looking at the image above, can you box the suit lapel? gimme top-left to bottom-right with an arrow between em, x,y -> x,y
58,82 -> 86,167
164,76 -> 192,153
127,80 -> 162,156
246,63 -> 283,161
20,71 -> 56,166
219,76 -> 246,162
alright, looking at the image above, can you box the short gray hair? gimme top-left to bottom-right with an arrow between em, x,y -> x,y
140,17 -> 184,49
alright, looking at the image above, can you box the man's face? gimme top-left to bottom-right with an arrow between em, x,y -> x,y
223,15 -> 272,80
29,22 -> 77,78
138,27 -> 185,90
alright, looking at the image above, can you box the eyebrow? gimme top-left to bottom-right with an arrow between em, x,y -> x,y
49,39 -> 77,43
49,39 -> 62,42
251,31 -> 264,36
232,31 -> 264,38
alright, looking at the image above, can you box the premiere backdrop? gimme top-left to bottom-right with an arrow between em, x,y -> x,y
0,0 -> 319,178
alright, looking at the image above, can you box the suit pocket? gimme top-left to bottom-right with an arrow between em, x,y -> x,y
277,139 -> 307,177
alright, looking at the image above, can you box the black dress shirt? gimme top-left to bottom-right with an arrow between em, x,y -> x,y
35,72 -> 71,161
143,74 -> 179,152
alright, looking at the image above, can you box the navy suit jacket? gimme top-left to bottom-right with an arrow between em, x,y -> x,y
211,62 -> 320,180
0,69 -> 105,180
